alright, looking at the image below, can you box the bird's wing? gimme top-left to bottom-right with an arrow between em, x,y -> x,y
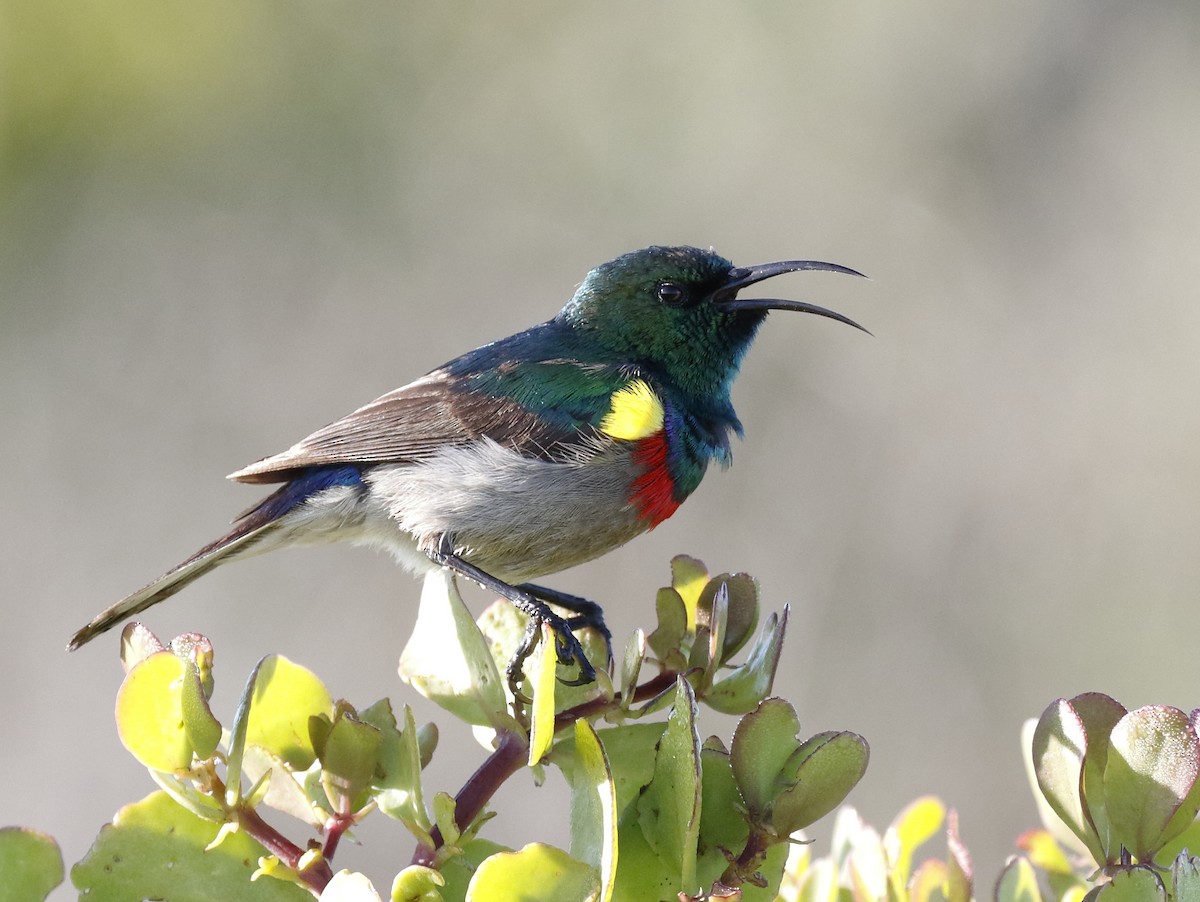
228,366 -> 629,484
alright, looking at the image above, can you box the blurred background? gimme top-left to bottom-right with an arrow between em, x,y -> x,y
4,0 -> 1200,895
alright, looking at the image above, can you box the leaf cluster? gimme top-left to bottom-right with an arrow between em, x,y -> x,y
13,572 -> 1200,902
18,556 -> 867,901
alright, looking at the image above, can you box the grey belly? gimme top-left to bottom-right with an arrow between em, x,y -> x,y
362,438 -> 652,582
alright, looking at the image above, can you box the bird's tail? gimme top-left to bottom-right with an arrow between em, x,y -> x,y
66,488 -> 292,652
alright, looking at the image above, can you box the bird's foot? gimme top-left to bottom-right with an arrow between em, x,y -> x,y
426,536 -> 602,701
506,608 -> 597,700
517,583 -> 613,666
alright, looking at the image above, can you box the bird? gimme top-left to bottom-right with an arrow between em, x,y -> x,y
68,245 -> 866,693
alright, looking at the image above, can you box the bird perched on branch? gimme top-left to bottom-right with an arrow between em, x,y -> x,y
69,245 -> 866,693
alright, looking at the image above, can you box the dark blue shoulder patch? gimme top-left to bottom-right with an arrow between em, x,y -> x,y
250,465 -> 363,522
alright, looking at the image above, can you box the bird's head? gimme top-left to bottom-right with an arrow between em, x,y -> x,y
558,245 -> 866,398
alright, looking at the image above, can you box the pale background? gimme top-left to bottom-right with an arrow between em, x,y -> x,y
4,1 -> 1200,896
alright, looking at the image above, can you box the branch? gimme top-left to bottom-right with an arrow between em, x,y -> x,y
410,665 -> 682,867
411,728 -> 528,867
209,772 -> 335,893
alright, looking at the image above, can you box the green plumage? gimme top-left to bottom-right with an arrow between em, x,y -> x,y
69,245 -> 865,694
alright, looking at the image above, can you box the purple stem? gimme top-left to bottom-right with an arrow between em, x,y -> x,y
410,668 -> 681,867
210,773 -> 335,893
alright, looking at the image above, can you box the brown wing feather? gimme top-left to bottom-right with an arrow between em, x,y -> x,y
228,372 -> 581,484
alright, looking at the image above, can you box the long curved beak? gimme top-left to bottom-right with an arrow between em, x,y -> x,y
715,260 -> 870,334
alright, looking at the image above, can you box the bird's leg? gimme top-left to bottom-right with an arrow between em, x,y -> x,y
428,535 -> 597,696
516,583 -> 612,665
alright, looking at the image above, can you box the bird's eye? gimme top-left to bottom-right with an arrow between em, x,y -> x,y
656,282 -> 686,306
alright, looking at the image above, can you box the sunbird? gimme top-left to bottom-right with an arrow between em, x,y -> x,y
69,245 -> 865,691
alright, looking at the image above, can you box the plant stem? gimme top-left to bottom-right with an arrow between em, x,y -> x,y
718,824 -> 774,890
242,805 -> 334,891
410,666 -> 682,867
210,772 -> 334,893
411,727 -> 528,867
323,813 -> 355,861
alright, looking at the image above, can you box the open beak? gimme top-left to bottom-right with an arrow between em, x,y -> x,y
714,260 -> 869,334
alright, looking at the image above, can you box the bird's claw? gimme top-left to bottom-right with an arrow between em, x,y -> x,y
553,628 -> 597,687
513,583 -> 613,668
505,610 -> 596,699
564,614 -> 613,668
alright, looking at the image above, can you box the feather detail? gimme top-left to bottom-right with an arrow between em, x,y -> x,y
599,378 -> 665,441
228,371 -> 584,484
226,336 -> 648,485
67,467 -> 363,650
629,431 -> 681,527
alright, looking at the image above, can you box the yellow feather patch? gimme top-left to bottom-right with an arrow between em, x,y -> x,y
599,379 -> 664,441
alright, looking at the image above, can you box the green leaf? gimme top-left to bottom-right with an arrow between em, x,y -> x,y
475,597 -> 528,690
1071,693 -> 1128,859
390,864 -> 445,902
433,792 -> 460,848
1161,763 -> 1200,853
528,623 -> 558,766
1104,705 -> 1200,861
465,843 -> 598,901
705,608 -> 788,715
636,678 -> 702,892
697,573 -> 759,664
115,651 -> 201,772
910,859 -> 949,902
697,581 -> 729,688
555,722 -> 666,819
1163,818 -> 1200,866
319,870 -> 383,901
1017,828 -> 1077,879
995,856 -> 1044,902
1172,852 -> 1200,902
477,600 -> 610,713
147,771 -> 227,824
226,655 -> 265,806
845,819 -> 888,902
71,791 -> 311,901
618,629 -> 646,707
417,722 -> 438,768
609,822 -> 686,902
777,844 -> 808,899
0,828 -> 63,902
1032,698 -> 1106,865
883,795 -> 945,892
647,587 -> 688,665
1090,867 -> 1167,902
180,657 -> 221,760
670,554 -> 709,631
828,805 -> 870,867
685,581 -> 723,680
568,720 -> 618,902
246,655 -> 335,770
224,654 -> 333,810
238,745 -> 324,829
788,854 -> 838,902
169,632 -> 216,699
945,809 -> 973,902
359,700 -> 433,834
399,571 -> 507,727
313,705 -> 384,816
1020,719 -> 1094,862
119,621 -> 165,672
438,838 -> 508,902
737,842 -> 794,901
697,737 -> 748,858
729,697 -> 802,817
